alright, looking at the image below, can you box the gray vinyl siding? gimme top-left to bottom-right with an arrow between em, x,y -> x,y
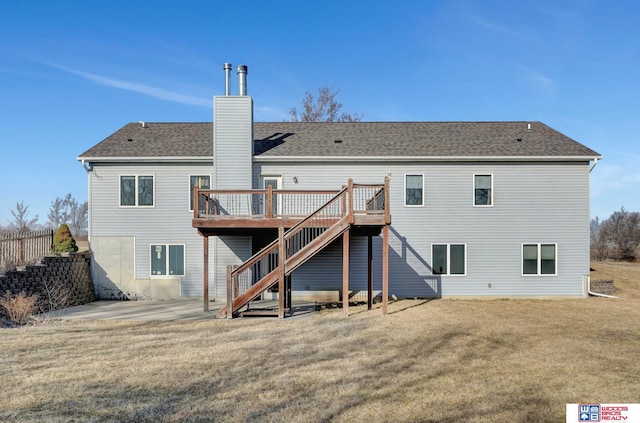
88,162 -> 213,297
214,236 -> 251,299
291,236 -> 385,298
213,96 -> 252,190
88,158 -> 591,300
255,160 -> 591,297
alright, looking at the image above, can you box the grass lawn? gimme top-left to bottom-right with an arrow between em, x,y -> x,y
1,261 -> 638,422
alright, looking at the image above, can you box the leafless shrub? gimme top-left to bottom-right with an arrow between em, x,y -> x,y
39,278 -> 73,317
0,248 -> 19,272
0,290 -> 39,325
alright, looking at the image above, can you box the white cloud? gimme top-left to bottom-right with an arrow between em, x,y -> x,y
46,62 -> 211,108
514,65 -> 554,94
467,14 -> 524,38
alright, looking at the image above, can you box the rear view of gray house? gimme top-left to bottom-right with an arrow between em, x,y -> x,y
78,64 -> 601,315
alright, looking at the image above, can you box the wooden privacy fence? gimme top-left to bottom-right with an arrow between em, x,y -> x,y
0,230 -> 54,269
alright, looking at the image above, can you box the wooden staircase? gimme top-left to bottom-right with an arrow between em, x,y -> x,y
217,185 -> 353,318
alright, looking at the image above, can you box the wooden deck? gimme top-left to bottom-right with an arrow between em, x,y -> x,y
192,179 -> 391,318
192,182 -> 389,235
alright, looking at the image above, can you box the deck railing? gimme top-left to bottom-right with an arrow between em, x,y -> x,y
353,183 -> 386,215
231,186 -> 349,294
194,178 -> 390,223
194,188 -> 338,219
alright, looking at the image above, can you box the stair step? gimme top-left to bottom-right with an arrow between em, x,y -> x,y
240,309 -> 281,317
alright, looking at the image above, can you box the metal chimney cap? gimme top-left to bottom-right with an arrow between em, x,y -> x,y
223,63 -> 232,70
237,64 -> 248,74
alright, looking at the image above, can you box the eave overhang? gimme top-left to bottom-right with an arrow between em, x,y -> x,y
253,155 -> 603,163
78,154 -> 603,164
76,156 -> 212,164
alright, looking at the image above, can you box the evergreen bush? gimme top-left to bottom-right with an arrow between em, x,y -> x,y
52,223 -> 78,253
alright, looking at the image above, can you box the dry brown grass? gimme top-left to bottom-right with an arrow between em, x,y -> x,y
1,262 -> 638,422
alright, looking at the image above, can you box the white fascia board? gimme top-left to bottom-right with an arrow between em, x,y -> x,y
253,155 -> 603,163
76,156 -> 212,164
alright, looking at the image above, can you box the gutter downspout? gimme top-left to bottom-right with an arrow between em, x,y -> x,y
80,159 -> 92,173
584,274 -> 618,298
585,159 -> 613,296
80,159 -> 92,248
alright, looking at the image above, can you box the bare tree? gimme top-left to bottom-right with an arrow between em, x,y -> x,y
8,201 -> 39,232
597,207 -> 640,261
47,194 -> 88,236
48,195 -> 70,229
289,84 -> 362,122
69,200 -> 88,236
590,217 -> 607,261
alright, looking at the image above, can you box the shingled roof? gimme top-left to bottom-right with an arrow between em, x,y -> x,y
78,121 -> 600,160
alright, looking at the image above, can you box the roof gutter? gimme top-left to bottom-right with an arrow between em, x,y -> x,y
80,159 -> 92,172
77,155 -> 603,164
76,156 -> 213,164
253,155 -> 604,163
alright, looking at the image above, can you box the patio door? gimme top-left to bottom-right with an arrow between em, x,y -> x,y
263,176 -> 282,216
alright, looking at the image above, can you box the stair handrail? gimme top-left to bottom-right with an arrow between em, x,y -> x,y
224,186 -> 350,316
230,185 -> 349,280
223,178 -> 389,317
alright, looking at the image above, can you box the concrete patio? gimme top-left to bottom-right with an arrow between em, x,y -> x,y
47,299 -> 319,321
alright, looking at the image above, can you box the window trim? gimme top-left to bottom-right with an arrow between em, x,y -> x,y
431,243 -> 467,276
473,173 -> 493,207
150,243 -> 186,278
119,174 -> 155,208
521,243 -> 558,276
404,173 -> 425,207
189,174 -> 212,211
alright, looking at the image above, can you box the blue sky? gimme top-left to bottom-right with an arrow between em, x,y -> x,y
0,0 -> 638,226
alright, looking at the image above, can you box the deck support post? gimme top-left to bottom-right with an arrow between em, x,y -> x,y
343,229 -> 350,317
226,265 -> 233,319
278,227 -> 285,319
382,225 -> 389,316
367,235 -> 373,311
203,235 -> 209,312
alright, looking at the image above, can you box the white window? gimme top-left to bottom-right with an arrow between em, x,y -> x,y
151,244 -> 185,277
432,244 -> 466,276
405,174 -> 424,206
190,175 -> 211,211
120,175 -> 154,207
522,243 -> 557,276
474,174 -> 493,206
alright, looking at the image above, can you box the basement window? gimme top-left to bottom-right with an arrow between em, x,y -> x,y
151,244 -> 185,277
432,244 -> 466,276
